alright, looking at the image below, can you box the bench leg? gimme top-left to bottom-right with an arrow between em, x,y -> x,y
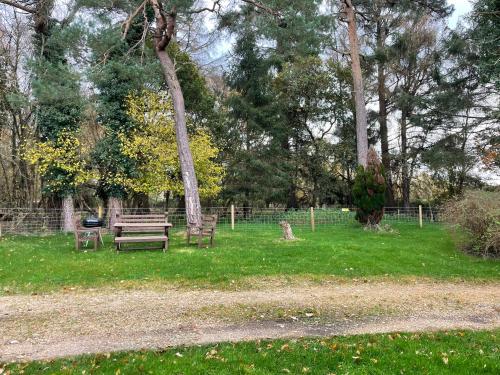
163,239 -> 168,253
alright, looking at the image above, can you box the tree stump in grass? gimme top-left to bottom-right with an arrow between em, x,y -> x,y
279,221 -> 295,240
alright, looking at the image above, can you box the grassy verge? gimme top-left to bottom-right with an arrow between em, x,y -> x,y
3,330 -> 498,374
0,223 -> 498,294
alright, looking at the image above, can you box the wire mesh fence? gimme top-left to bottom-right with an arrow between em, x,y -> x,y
0,206 -> 442,236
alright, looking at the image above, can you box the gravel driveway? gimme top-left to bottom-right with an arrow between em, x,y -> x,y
1,279 -> 499,362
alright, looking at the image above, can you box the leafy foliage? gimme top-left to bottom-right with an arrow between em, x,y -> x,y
31,21 -> 84,198
222,25 -> 288,205
24,130 -> 96,196
468,0 -> 500,85
274,57 -> 355,206
442,190 -> 500,258
221,5 -> 355,207
353,148 -> 386,225
88,24 -> 160,199
120,91 -> 224,197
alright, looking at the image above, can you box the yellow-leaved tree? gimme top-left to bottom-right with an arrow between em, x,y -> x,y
24,130 -> 97,232
121,90 -> 224,197
24,130 -> 97,194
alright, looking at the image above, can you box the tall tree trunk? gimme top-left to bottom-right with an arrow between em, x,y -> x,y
243,194 -> 250,219
11,117 -> 18,204
344,0 -> 368,167
149,1 -> 202,228
133,192 -> 150,210
457,109 -> 470,195
376,20 -> 394,206
401,112 -> 410,208
61,195 -> 74,233
108,196 -> 122,230
164,191 -> 170,211
156,49 -> 202,227
276,33 -> 297,208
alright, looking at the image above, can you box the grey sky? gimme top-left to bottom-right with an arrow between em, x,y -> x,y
448,0 -> 473,27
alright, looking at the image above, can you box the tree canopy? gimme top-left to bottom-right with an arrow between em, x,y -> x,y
0,0 -> 497,212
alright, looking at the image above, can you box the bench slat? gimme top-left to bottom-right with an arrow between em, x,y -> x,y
120,227 -> 165,232
118,215 -> 166,221
120,215 -> 166,217
115,236 -> 168,243
116,245 -> 166,251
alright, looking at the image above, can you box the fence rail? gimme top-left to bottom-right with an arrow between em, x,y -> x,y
0,206 -> 441,235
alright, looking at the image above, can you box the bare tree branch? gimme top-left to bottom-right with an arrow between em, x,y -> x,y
240,0 -> 279,17
121,0 -> 147,39
0,0 -> 34,13
188,0 -> 221,15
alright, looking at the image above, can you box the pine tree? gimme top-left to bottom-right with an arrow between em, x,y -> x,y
221,0 -> 332,207
88,19 -> 159,223
30,2 -> 84,231
354,0 -> 451,206
223,23 -> 285,207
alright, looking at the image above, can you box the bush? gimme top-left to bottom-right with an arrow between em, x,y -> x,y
442,190 -> 500,258
352,147 -> 386,225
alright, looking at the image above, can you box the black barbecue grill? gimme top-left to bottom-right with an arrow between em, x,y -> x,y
82,216 -> 104,228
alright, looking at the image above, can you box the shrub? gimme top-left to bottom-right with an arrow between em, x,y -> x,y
442,190 -> 500,258
352,147 -> 386,225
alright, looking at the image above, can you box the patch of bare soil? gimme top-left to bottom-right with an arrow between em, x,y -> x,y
0,280 -> 499,362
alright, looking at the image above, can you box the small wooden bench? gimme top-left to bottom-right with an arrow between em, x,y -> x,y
113,214 -> 171,253
187,214 -> 218,248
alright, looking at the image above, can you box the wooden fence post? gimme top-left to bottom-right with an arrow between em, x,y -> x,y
310,207 -> 315,232
231,204 -> 235,230
419,205 -> 423,228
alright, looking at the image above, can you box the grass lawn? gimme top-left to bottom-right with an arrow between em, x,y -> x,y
3,330 -> 498,374
0,223 -> 498,294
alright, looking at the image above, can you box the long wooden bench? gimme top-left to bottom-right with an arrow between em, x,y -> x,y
113,214 -> 171,253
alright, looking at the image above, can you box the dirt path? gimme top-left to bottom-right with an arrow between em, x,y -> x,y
1,280 -> 499,362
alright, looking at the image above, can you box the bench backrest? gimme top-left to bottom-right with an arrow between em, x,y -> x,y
117,214 -> 167,223
202,214 -> 217,230
116,214 -> 168,233
73,215 -> 83,231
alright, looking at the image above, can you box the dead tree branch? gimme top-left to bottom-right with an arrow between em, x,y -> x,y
0,0 -> 34,13
121,0 -> 147,39
188,0 -> 221,15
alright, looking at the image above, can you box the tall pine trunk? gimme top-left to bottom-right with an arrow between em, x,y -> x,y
144,1 -> 202,228
156,49 -> 202,227
401,113 -> 410,208
344,0 -> 368,167
376,21 -> 394,205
